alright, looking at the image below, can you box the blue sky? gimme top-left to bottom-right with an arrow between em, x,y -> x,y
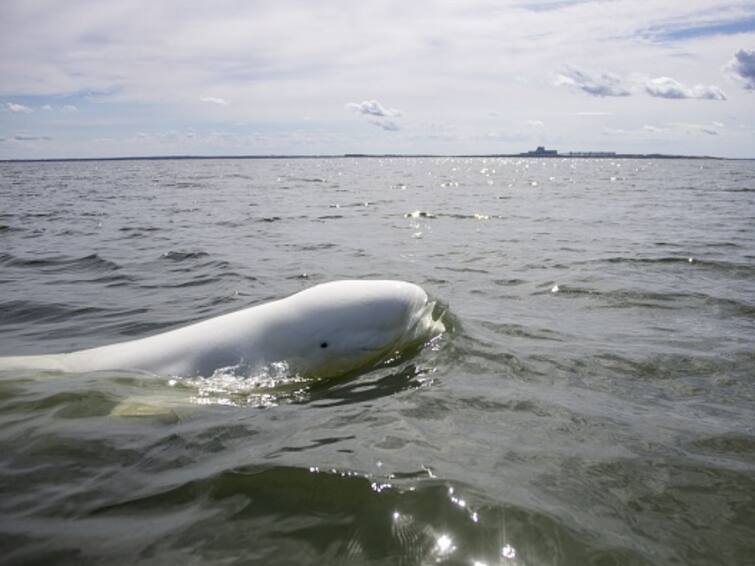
1,0 -> 754,159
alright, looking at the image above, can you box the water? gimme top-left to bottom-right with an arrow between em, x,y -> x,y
0,157 -> 753,565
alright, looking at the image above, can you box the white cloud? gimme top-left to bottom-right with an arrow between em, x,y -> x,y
613,122 -> 722,138
674,122 -> 721,136
346,99 -> 401,118
42,104 -> 52,110
526,120 -> 545,127
602,127 -> 628,135
62,104 -> 79,112
645,77 -> 726,100
13,134 -> 52,141
5,102 -> 33,113
555,67 -> 630,97
725,49 -> 755,90
369,119 -> 399,131
347,99 -> 402,131
559,72 -> 728,101
199,96 -> 230,105
572,111 -> 613,116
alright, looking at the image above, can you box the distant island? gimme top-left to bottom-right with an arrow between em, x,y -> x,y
345,146 -> 723,160
0,146 -> 731,163
519,146 -> 618,157
510,146 -> 718,159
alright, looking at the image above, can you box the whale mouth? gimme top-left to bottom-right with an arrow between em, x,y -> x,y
358,298 -> 446,370
401,299 -> 446,346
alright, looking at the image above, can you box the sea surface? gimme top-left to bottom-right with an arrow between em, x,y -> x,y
0,157 -> 753,565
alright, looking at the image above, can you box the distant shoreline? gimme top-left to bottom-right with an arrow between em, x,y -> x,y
1,153 -> 748,163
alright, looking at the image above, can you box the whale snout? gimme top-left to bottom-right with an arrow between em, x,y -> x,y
365,281 -> 429,327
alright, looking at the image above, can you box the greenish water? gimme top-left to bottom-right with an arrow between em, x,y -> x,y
1,157 -> 754,565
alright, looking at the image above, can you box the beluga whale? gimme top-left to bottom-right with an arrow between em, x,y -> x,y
0,280 -> 444,379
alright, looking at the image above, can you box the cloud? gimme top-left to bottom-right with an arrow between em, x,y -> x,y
13,134 -> 52,141
642,15 -> 755,42
604,122 -> 721,138
370,119 -> 399,131
555,67 -> 630,97
572,111 -> 613,116
602,127 -> 627,135
347,99 -> 402,131
725,49 -> 755,89
42,104 -> 52,110
199,96 -> 230,105
672,122 -> 722,136
346,99 -> 402,118
520,0 -> 595,13
526,119 -> 545,127
558,71 -> 727,101
645,77 -> 726,100
5,102 -> 33,113
62,104 -> 79,112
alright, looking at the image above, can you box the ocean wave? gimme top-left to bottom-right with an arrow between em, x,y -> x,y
544,285 -> 755,316
0,252 -> 121,273
160,250 -> 210,262
594,256 -> 755,276
0,299 -> 106,325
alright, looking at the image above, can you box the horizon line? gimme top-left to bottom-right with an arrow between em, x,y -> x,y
1,151 -> 747,163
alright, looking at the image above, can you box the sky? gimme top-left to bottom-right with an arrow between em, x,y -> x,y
1,0 -> 754,159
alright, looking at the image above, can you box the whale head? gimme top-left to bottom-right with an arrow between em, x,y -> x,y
265,280 -> 443,378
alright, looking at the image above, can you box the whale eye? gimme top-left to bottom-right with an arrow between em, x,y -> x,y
320,342 -> 329,349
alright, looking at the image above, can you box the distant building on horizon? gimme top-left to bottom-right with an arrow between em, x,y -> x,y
521,146 -> 558,157
565,151 -> 617,157
517,146 -> 619,158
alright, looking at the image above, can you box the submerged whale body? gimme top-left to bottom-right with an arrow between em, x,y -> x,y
0,280 -> 444,379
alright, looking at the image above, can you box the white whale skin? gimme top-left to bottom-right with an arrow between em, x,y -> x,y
0,280 -> 444,378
